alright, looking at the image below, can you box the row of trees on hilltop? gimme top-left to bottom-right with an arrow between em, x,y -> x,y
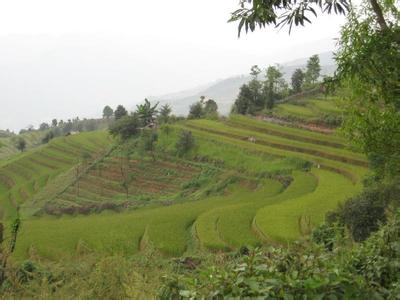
188,96 -> 219,119
232,54 -> 321,115
109,99 -> 196,159
108,99 -> 176,140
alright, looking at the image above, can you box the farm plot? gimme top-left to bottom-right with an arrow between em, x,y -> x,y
12,115 -> 367,260
51,156 -> 201,211
0,130 -> 47,161
0,131 -> 112,220
254,168 -> 360,242
195,178 -> 285,250
216,171 -> 317,248
14,177 -> 282,258
273,96 -> 343,121
185,119 -> 366,166
228,114 -> 347,148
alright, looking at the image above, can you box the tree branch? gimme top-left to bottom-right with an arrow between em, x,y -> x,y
369,0 -> 388,30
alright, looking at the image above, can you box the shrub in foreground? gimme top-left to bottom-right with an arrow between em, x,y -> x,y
160,211 -> 400,299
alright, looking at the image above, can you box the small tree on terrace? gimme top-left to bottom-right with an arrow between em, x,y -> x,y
103,105 -> 114,119
51,119 -> 58,127
158,104 -> 172,124
188,102 -> 204,119
232,84 -> 254,114
176,130 -> 195,157
136,99 -> 159,127
139,129 -> 159,161
114,105 -> 128,120
304,54 -> 321,87
291,68 -> 305,93
15,137 -> 26,152
109,114 -> 140,140
248,65 -> 264,109
204,99 -> 218,116
264,65 -> 285,109
39,123 -> 49,131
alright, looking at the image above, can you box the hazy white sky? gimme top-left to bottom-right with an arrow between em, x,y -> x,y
0,0 -> 346,131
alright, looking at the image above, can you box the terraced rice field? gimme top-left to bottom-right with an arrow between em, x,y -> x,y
52,157 -> 200,210
274,96 -> 342,121
3,115 -> 368,260
0,131 -> 112,220
0,130 -> 47,160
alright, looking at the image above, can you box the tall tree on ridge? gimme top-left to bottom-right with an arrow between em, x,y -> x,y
305,55 -> 321,86
103,105 -> 114,119
114,105 -> 128,120
291,68 -> 305,93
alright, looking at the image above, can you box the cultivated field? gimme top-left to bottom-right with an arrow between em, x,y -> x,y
0,114 -> 367,260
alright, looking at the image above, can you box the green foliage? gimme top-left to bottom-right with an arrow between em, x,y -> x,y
114,105 -> 128,120
39,122 -> 49,131
175,130 -> 195,157
188,97 -> 218,120
264,65 -> 287,109
229,0 -> 349,35
161,211 -> 400,298
109,115 -> 140,140
332,179 -> 400,242
188,102 -> 204,119
102,105 -> 113,119
335,2 -> 400,179
203,99 -> 218,118
158,104 -> 172,124
304,54 -> 321,86
233,64 -> 288,114
41,131 -> 54,144
136,98 -> 159,126
231,84 -> 255,114
14,137 -> 26,152
291,68 -> 305,93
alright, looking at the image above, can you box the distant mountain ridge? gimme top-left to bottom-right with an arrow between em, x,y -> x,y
152,51 -> 336,116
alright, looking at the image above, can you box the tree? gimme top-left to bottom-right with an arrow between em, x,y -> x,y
15,137 -> 26,152
42,131 -> 54,144
136,99 -> 159,127
62,120 -> 73,134
264,65 -> 285,109
248,65 -> 264,109
109,115 -> 140,140
304,55 -> 321,86
335,3 -> 400,178
39,123 -> 49,131
230,0 -> 349,36
103,105 -> 114,119
204,99 -> 218,115
141,129 -> 158,161
188,102 -> 204,119
291,68 -> 305,93
176,130 -> 195,157
158,104 -> 172,124
232,84 -> 255,115
51,119 -> 58,127
114,105 -> 128,120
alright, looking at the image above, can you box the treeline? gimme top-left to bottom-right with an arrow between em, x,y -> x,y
232,54 -> 321,115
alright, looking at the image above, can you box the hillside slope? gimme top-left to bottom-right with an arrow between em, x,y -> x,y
8,115 -> 367,260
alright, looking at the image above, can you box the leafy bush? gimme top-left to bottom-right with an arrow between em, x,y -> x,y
176,130 -> 195,157
109,115 -> 140,140
160,211 -> 400,299
332,180 -> 400,242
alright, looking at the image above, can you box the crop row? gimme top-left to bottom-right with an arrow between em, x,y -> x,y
185,120 -> 367,166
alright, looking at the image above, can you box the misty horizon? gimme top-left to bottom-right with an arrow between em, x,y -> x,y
0,1 -> 346,131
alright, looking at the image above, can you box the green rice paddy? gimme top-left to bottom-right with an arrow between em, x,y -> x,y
0,113 -> 368,260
